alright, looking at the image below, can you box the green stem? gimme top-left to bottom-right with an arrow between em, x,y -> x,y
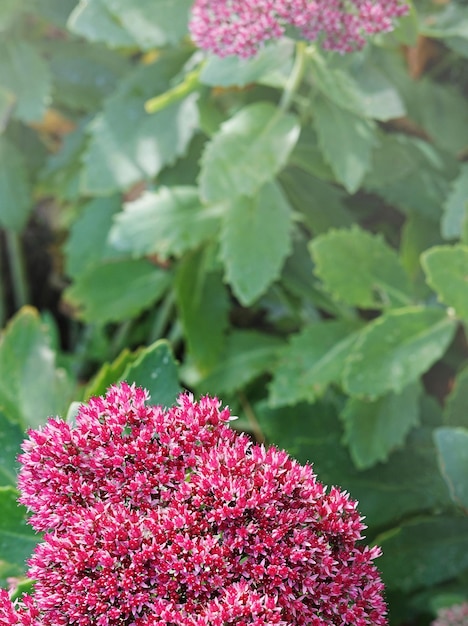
5,230 -> 29,309
0,236 -> 6,326
279,41 -> 308,113
110,319 -> 133,359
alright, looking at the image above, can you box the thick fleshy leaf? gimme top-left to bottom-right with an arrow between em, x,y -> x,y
255,402 -> 451,529
434,426 -> 468,509
47,41 -> 130,111
122,340 -> 181,407
364,133 -> 457,221
0,308 -> 74,429
0,412 -> 23,487
444,366 -> 468,429
378,517 -> 468,591
200,39 -> 293,88
81,94 -> 198,194
0,487 -> 38,578
80,55 -> 196,194
341,383 -> 421,469
102,0 -> 191,48
343,307 -> 457,399
199,103 -> 300,204
280,169 -> 353,234
347,57 -> 406,121
110,187 -> 222,260
310,226 -> 413,309
198,331 -> 284,396
268,321 -> 360,407
442,164 -> 468,240
422,245 -> 468,321
0,0 -> 24,31
0,136 -> 31,232
220,181 -> 293,305
67,0 -> 137,47
0,40 -> 51,122
83,348 -> 136,401
64,259 -> 171,324
416,81 -> 468,153
175,250 -> 229,372
313,95 -> 376,193
65,195 -> 125,279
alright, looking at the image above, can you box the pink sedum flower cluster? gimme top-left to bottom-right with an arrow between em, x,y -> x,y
1,383 -> 387,626
189,0 -> 408,57
432,603 -> 468,626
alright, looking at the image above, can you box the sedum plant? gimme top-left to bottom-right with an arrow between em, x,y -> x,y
2,384 -> 386,626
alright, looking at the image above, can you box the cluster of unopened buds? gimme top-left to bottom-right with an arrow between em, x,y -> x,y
189,0 -> 409,57
1,383 -> 387,625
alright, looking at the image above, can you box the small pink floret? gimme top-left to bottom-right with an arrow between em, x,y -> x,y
1,383 -> 388,625
189,0 -> 409,57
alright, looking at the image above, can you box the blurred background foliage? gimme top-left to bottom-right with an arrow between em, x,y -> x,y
1,0 -> 468,623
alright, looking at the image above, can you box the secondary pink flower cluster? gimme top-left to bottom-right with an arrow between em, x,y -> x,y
1,383 -> 387,626
432,603 -> 468,626
189,0 -> 408,57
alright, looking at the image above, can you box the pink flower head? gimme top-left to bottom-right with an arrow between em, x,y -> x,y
432,603 -> 468,626
2,383 -> 387,626
189,0 -> 408,57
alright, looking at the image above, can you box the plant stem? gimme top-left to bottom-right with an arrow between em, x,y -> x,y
5,230 -> 29,309
279,40 -> 308,113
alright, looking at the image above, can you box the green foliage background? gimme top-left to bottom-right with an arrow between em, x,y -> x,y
1,0 -> 468,623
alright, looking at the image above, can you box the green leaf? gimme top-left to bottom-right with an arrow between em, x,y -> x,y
280,168 -> 353,234
35,0 -> 77,27
197,331 -> 284,395
199,102 -> 300,204
444,366 -> 468,429
81,93 -> 198,194
312,95 -> 376,193
422,245 -> 468,322
268,321 -> 360,407
310,226 -> 413,309
83,348 -> 135,401
200,39 -> 294,88
0,136 -> 31,232
64,259 -> 171,324
442,164 -> 468,241
434,426 -> 468,509
46,41 -> 130,111
122,340 -> 181,407
65,195 -> 125,279
68,0 -> 137,47
110,187 -> 222,260
0,487 -> 38,577
102,0 -> 192,48
343,307 -> 457,399
220,181 -> 293,306
175,250 -> 229,372
347,57 -> 406,121
309,53 -> 369,118
341,383 -> 421,470
0,41 -> 51,122
0,307 -> 74,429
39,120 -> 88,202
0,85 -> 16,132
416,81 -> 468,154
378,517 -> 468,591
288,126 -> 335,182
0,0 -> 25,31
400,215 -> 442,284
364,133 -> 457,221
80,53 -> 195,193
0,412 -> 23,487
256,402 -> 450,529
